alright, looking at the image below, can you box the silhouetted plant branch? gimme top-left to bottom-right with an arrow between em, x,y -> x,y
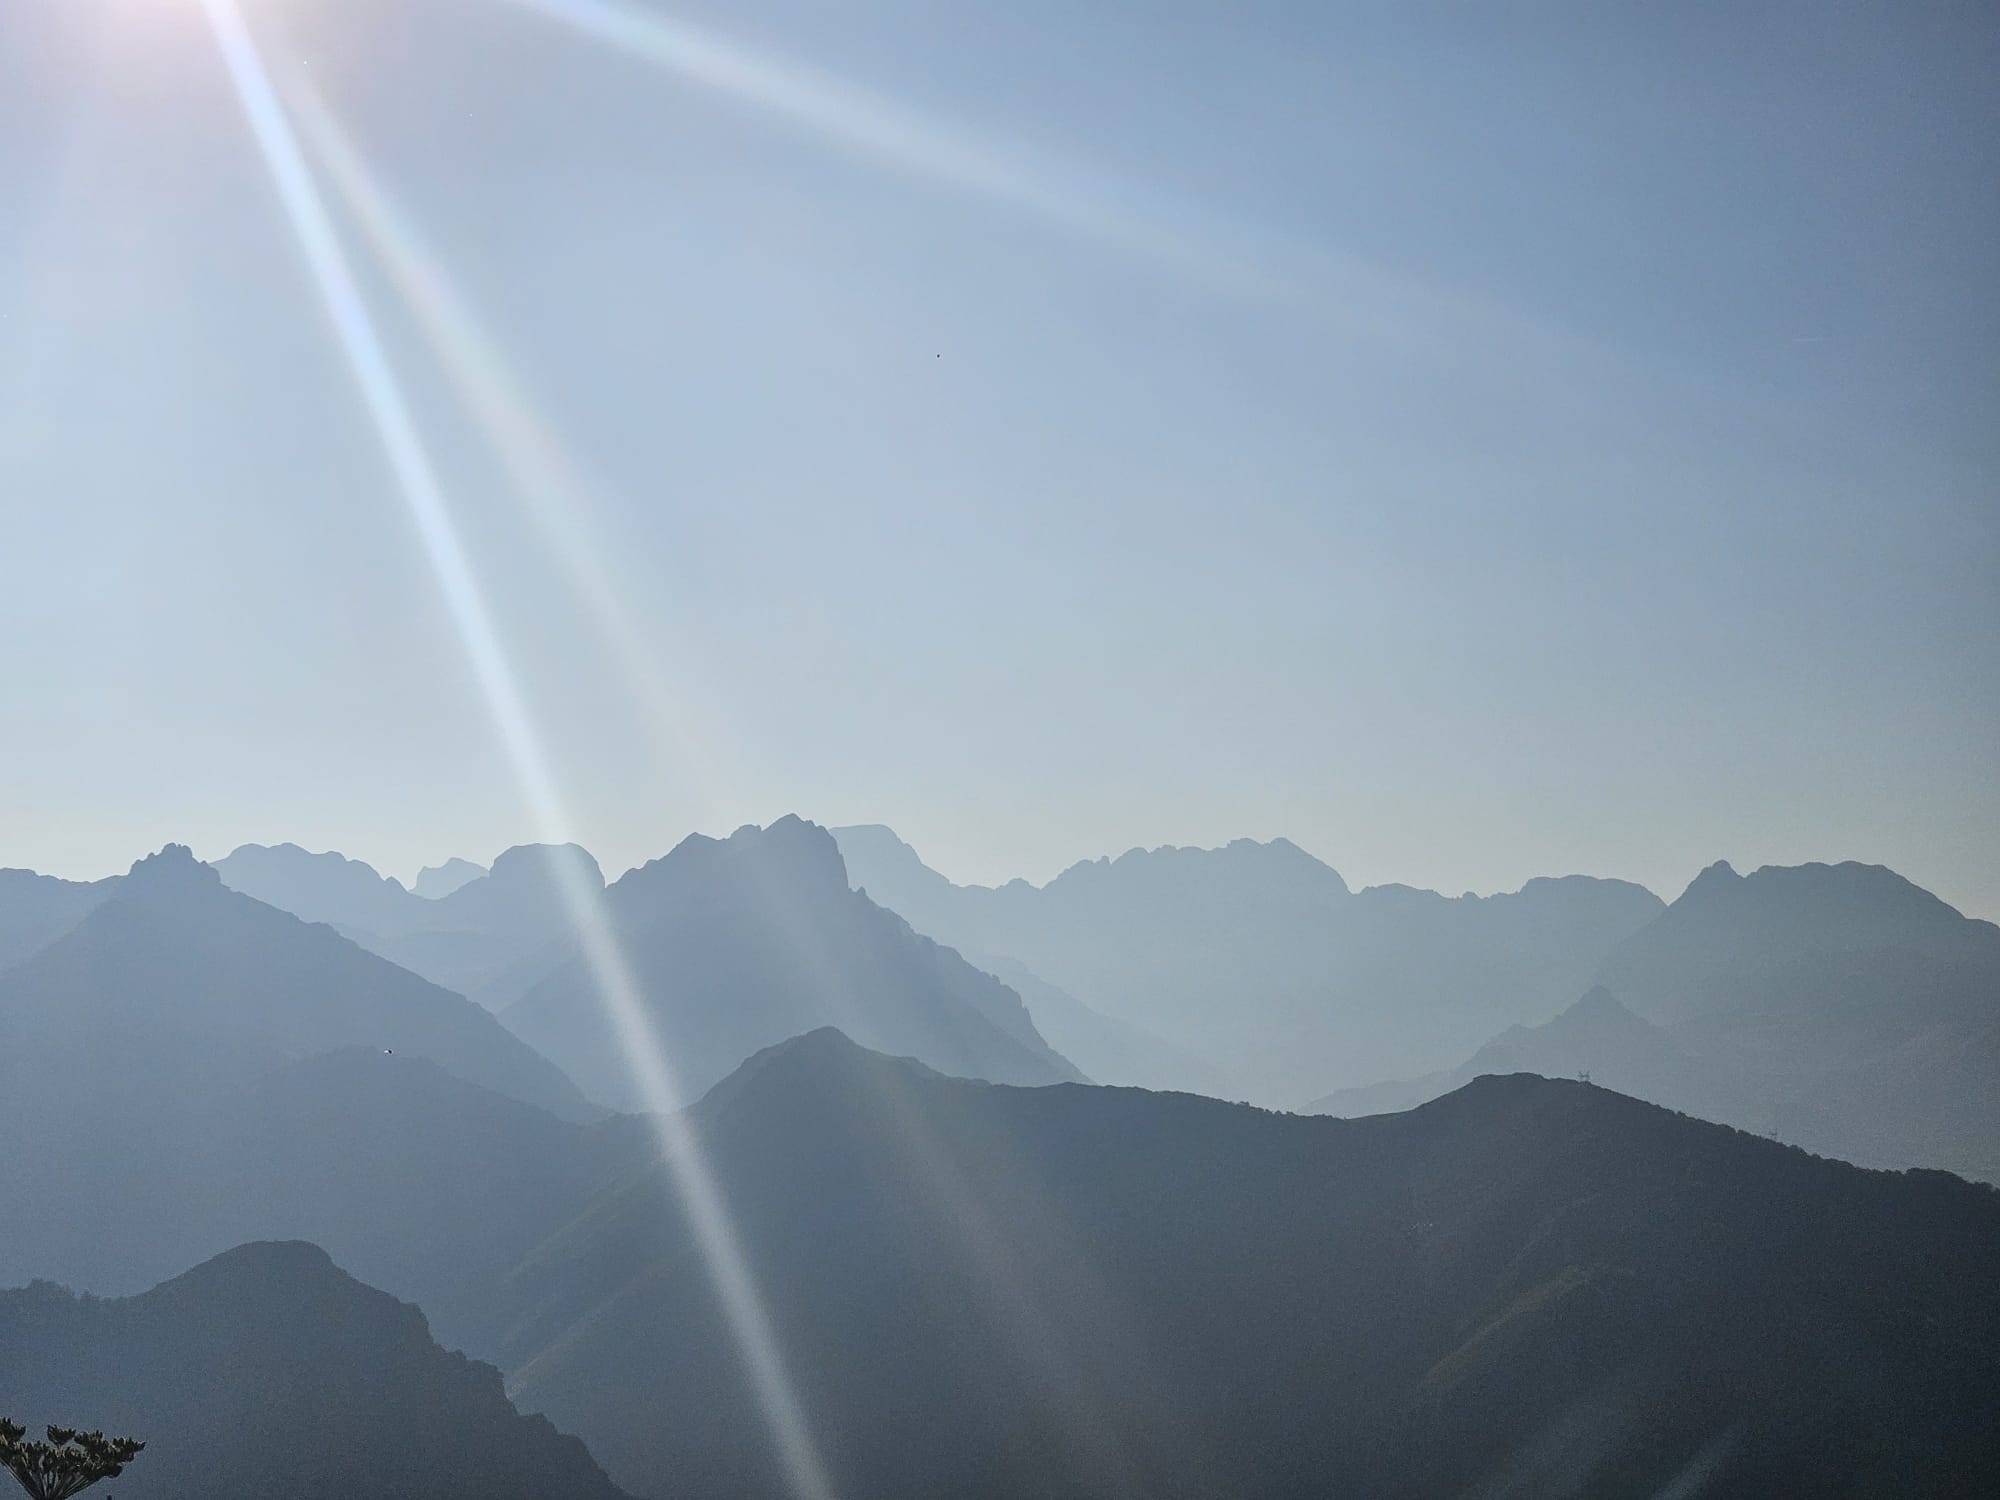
0,1419 -> 145,1500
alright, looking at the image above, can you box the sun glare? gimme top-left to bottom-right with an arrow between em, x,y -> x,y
192,2 -> 838,1497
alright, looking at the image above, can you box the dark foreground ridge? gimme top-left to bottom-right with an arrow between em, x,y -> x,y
501,1029 -> 2000,1499
0,1241 -> 630,1500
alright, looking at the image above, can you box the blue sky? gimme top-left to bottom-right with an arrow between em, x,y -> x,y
2,0 -> 1994,917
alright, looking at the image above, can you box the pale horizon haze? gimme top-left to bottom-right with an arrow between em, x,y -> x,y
3,0 -> 1995,919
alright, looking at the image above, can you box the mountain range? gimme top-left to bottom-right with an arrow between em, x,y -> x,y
0,826 -> 1075,1319
215,838 -> 608,1003
5,823 -> 1995,1495
833,824 -> 1666,1101
20,1022 -> 1982,1498
1309,860 -> 2000,1183
0,844 -> 595,1120
502,817 -> 1081,1109
211,820 -> 1083,1104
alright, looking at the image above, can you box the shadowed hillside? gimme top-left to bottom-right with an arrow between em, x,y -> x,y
500,1030 -> 2000,1499
0,1043 -> 647,1350
0,1242 -> 630,1500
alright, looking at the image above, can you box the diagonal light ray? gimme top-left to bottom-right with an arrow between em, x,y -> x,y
279,78 -> 733,827
489,0 -> 1284,296
487,0 -> 1630,394
196,5 -> 835,1497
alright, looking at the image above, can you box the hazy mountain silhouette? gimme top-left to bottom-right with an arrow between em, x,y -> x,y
0,845 -> 596,1121
1598,858 -> 2000,1025
972,951 -> 1225,1095
0,1042 -> 642,1350
0,1241 -> 631,1500
1308,986 -> 1745,1121
415,856 -> 488,899
833,825 -> 1664,1101
214,839 -> 604,1003
213,840 -> 419,939
0,867 -> 118,973
498,1029 -> 2000,1499
12,835 -> 1992,1496
376,842 -> 607,1002
1311,862 -> 2000,1181
503,818 -> 1082,1109
427,842 -> 604,934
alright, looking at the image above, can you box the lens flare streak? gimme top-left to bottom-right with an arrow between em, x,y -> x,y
280,81 -> 731,824
195,5 -> 836,1497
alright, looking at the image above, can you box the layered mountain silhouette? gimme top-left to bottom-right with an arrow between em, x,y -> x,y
0,844 -> 595,1120
416,856 -> 488,899
9,827 -> 1995,1497
0,831 -> 1081,1330
0,1241 -> 630,1500
833,825 -> 1664,1101
971,950 -> 1224,1094
1599,858 -> 2000,1024
215,839 -> 604,1003
1311,861 -> 2000,1182
1308,987 -> 1743,1120
0,1041 -> 641,1348
211,840 -> 419,939
0,866 -> 116,972
496,1029 -> 2000,1499
503,817 -> 1082,1109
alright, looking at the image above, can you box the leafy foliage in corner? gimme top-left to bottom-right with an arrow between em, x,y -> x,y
0,1420 -> 144,1500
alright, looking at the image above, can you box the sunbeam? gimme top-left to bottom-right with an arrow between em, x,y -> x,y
488,0 -> 1280,295
487,0 -> 1624,395
194,4 -> 837,1497
279,77 -> 734,829
265,78 -> 1116,1481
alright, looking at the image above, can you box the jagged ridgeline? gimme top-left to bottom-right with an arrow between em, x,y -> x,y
2,825 -> 1995,1498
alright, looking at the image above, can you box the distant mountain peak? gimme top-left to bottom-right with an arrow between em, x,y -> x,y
175,1237 -> 340,1285
1682,859 -> 1743,896
219,842 -> 407,888
1665,856 -> 1976,928
630,816 -> 849,897
1058,835 -> 1350,896
414,857 -> 486,900
745,1023 -> 875,1071
124,842 -> 221,891
693,1027 -> 949,1124
728,813 -> 846,868
486,842 -> 605,891
1567,983 -> 1629,1018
